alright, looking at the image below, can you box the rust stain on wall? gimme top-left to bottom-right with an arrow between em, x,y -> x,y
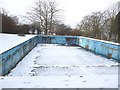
107,53 -> 112,59
85,45 -> 89,49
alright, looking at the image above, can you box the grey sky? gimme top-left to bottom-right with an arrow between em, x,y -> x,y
0,0 -> 119,28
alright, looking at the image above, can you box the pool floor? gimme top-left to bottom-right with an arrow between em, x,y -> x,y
1,44 -> 118,88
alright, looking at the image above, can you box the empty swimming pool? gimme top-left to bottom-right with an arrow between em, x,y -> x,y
2,44 -> 118,88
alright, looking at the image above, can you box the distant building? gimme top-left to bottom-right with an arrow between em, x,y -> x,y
29,29 -> 33,34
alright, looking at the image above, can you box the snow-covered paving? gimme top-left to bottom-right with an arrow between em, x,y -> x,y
0,33 -> 36,54
1,44 -> 118,88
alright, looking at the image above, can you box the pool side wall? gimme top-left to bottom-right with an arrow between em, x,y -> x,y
39,35 -> 119,62
0,36 -> 37,76
77,37 -> 119,62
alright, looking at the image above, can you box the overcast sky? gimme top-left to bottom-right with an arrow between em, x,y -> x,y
0,0 -> 119,28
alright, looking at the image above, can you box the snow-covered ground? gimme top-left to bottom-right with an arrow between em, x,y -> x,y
0,33 -> 36,54
1,44 -> 118,88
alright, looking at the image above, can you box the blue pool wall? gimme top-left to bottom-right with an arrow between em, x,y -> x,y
0,35 -> 119,75
38,35 -> 79,45
38,35 -> 119,62
0,36 -> 37,75
77,36 -> 119,61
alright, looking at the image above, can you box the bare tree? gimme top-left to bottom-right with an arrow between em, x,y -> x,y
76,1 -> 119,42
77,11 -> 107,39
27,0 -> 61,35
104,1 -> 120,41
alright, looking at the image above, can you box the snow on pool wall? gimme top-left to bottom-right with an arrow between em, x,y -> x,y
0,36 -> 37,76
78,37 -> 120,62
38,35 -> 119,62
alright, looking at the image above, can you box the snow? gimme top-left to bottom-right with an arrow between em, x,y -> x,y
0,33 -> 36,54
0,75 -> 118,88
1,44 -> 118,88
